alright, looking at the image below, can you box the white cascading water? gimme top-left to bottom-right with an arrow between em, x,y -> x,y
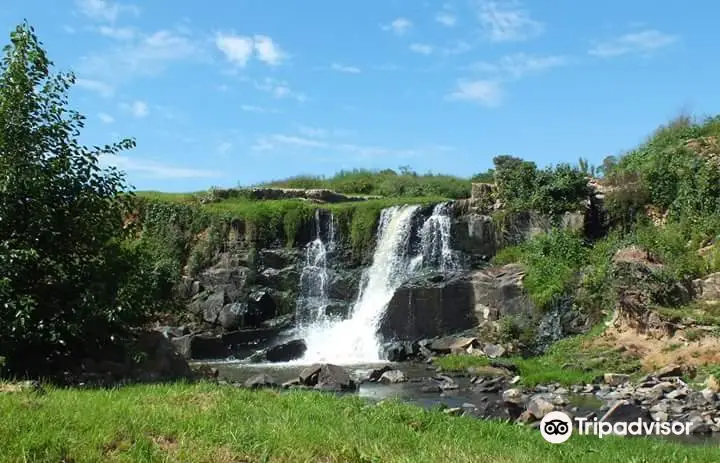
295,202 -> 458,364
416,202 -> 460,273
295,209 -> 335,326
298,205 -> 419,363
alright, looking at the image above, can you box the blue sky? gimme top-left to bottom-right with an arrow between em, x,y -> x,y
3,1 -> 720,191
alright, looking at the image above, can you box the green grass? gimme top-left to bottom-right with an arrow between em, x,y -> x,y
134,191 -> 206,203
0,382 -> 718,462
256,167 -> 472,199
435,325 -> 641,387
655,301 -> 720,326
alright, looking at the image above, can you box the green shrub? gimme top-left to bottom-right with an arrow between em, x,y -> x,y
0,24 -> 160,374
492,156 -> 589,217
633,222 -> 707,280
493,229 -> 588,310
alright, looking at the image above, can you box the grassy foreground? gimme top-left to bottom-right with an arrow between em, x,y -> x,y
0,383 -> 718,462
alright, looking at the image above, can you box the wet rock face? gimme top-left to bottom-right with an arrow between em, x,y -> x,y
245,339 -> 307,363
381,274 -> 477,340
170,325 -> 290,360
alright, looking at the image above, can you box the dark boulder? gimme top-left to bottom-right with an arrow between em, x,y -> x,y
259,249 -> 297,270
379,370 -> 408,384
218,303 -> 248,330
171,327 -> 288,360
600,400 -> 653,426
384,341 -> 417,362
299,363 -> 356,391
267,339 -> 306,362
191,290 -> 227,325
257,266 -> 299,290
366,366 -> 394,382
195,258 -> 250,303
244,374 -> 279,389
247,339 -> 307,363
129,331 -> 194,382
247,290 -> 277,325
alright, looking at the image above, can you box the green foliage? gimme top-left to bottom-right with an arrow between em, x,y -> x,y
498,315 -> 537,346
633,222 -> 707,280
611,114 -> 720,224
492,155 -> 590,216
602,170 -> 651,232
436,323 -> 641,388
0,23 -> 156,373
494,230 -> 589,310
260,167 -> 471,199
470,169 -> 495,183
493,155 -> 538,210
532,163 -> 592,217
575,232 -> 628,319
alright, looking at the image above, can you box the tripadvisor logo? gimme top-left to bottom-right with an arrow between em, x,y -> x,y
540,410 -> 693,443
540,411 -> 573,444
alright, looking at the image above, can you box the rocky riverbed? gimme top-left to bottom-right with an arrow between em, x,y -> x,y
198,359 -> 720,444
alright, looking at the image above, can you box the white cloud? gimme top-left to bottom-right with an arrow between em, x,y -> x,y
330,63 -> 361,74
589,29 -> 678,57
100,154 -> 222,179
252,133 -> 419,159
75,0 -> 139,23
240,104 -> 280,114
98,25 -> 136,40
98,112 -> 115,123
383,17 -> 412,35
298,126 -> 329,138
468,53 -> 567,78
436,12 -> 457,27
253,35 -> 286,65
475,0 -> 543,42
215,33 -> 287,66
217,142 -> 232,154
215,33 -> 254,67
78,29 -> 203,82
63,25 -> 76,34
254,78 -> 307,102
75,78 -> 115,98
409,43 -> 434,55
447,79 -> 503,107
121,100 -> 149,118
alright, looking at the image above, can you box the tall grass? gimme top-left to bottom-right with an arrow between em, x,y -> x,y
0,383 -> 717,462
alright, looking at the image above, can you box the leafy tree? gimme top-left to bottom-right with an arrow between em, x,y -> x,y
493,156 -> 589,216
531,163 -> 591,217
0,23 -> 148,374
493,155 -> 537,210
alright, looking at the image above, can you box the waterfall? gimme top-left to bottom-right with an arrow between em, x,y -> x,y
293,201 -> 460,365
299,205 -> 420,364
296,209 -> 334,326
416,202 -> 460,273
